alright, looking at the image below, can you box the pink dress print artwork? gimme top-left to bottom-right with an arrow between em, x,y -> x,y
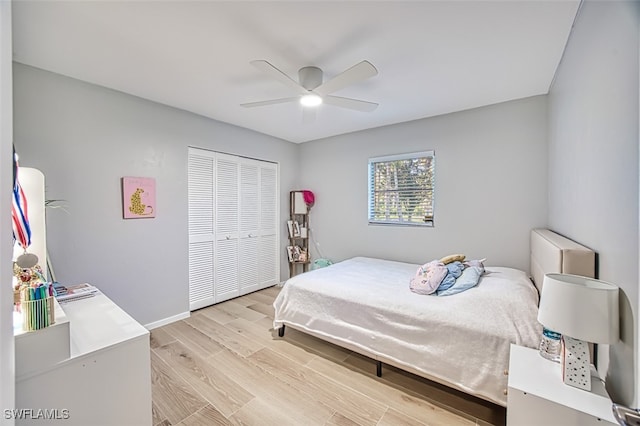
122,177 -> 156,219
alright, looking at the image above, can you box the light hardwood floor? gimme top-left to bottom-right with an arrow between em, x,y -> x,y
150,286 -> 506,426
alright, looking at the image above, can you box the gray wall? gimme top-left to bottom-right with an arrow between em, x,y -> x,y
13,63 -> 298,327
547,0 -> 639,406
298,96 -> 548,272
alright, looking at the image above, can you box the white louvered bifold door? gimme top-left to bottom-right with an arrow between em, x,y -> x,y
215,153 -> 240,303
188,148 -> 279,310
259,163 -> 279,288
239,159 -> 260,294
188,148 -> 215,310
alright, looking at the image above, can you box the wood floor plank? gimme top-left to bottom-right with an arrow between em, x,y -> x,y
212,299 -> 267,322
212,347 -> 334,425
185,313 -> 264,357
228,397 -> 304,426
164,320 -> 225,359
151,350 -> 208,425
225,317 -> 316,366
246,302 -> 274,319
242,290 -> 276,306
223,317 -> 274,345
152,401 -> 167,426
194,306 -> 237,325
377,408 -> 430,426
176,404 -> 230,426
151,327 -> 177,349
325,413 -> 360,426
324,412 -> 361,426
154,341 -> 254,418
229,294 -> 256,307
255,316 -> 278,331
259,285 -> 282,298
247,348 -> 386,426
278,326 -> 352,363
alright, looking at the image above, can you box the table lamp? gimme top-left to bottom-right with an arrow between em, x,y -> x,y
537,273 -> 619,391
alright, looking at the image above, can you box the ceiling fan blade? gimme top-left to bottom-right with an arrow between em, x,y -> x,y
251,60 -> 308,95
323,95 -> 378,112
314,60 -> 378,96
240,97 -> 299,108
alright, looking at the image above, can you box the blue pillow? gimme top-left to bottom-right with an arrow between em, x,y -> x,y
437,265 -> 483,296
435,261 -> 465,292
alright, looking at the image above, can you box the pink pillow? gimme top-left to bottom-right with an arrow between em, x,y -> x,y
410,260 -> 447,295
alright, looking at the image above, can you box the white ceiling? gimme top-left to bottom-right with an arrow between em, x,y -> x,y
12,1 -> 580,144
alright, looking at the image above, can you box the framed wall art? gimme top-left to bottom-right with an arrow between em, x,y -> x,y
122,176 -> 156,219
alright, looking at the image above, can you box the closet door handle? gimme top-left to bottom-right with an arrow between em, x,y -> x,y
248,233 -> 253,238
226,235 -> 230,240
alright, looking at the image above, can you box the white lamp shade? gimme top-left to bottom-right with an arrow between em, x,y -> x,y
537,273 -> 619,344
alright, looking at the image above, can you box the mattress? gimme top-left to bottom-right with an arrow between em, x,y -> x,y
273,256 -> 542,406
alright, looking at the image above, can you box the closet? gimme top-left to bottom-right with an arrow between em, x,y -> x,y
188,147 -> 279,310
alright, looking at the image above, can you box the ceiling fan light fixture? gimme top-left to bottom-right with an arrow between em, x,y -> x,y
242,60 -> 378,113
300,93 -> 322,107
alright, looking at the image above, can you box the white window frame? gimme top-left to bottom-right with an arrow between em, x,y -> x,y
368,150 -> 435,227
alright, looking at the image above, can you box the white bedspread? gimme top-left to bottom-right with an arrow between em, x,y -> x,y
273,257 -> 542,406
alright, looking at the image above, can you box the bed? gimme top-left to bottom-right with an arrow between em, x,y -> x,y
273,229 -> 595,406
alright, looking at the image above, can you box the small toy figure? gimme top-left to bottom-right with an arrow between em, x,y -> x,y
13,260 -> 46,305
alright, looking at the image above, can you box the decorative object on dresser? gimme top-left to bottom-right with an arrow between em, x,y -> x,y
538,326 -> 562,362
537,273 -> 620,391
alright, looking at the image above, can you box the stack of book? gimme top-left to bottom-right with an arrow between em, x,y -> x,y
54,283 -> 99,303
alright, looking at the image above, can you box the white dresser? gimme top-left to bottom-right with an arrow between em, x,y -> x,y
15,291 -> 152,426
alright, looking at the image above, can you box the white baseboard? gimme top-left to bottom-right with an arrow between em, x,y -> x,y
144,311 -> 190,330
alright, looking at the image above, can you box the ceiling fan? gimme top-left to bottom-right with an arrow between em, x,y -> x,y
241,60 -> 379,113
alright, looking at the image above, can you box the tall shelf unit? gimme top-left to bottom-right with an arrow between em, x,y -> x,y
288,190 -> 310,277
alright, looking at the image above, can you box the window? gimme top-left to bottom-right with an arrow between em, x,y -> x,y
368,151 -> 435,226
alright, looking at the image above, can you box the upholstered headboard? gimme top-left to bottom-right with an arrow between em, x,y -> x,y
530,228 -> 595,293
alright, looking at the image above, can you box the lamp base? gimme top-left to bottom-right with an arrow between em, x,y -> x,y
561,336 -> 591,391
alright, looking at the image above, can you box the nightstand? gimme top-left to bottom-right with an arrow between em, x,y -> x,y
507,344 -> 618,426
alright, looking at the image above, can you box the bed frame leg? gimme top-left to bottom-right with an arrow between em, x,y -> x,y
376,360 -> 382,377
278,325 -> 285,337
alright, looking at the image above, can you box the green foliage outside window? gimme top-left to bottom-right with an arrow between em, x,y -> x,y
368,152 -> 434,226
